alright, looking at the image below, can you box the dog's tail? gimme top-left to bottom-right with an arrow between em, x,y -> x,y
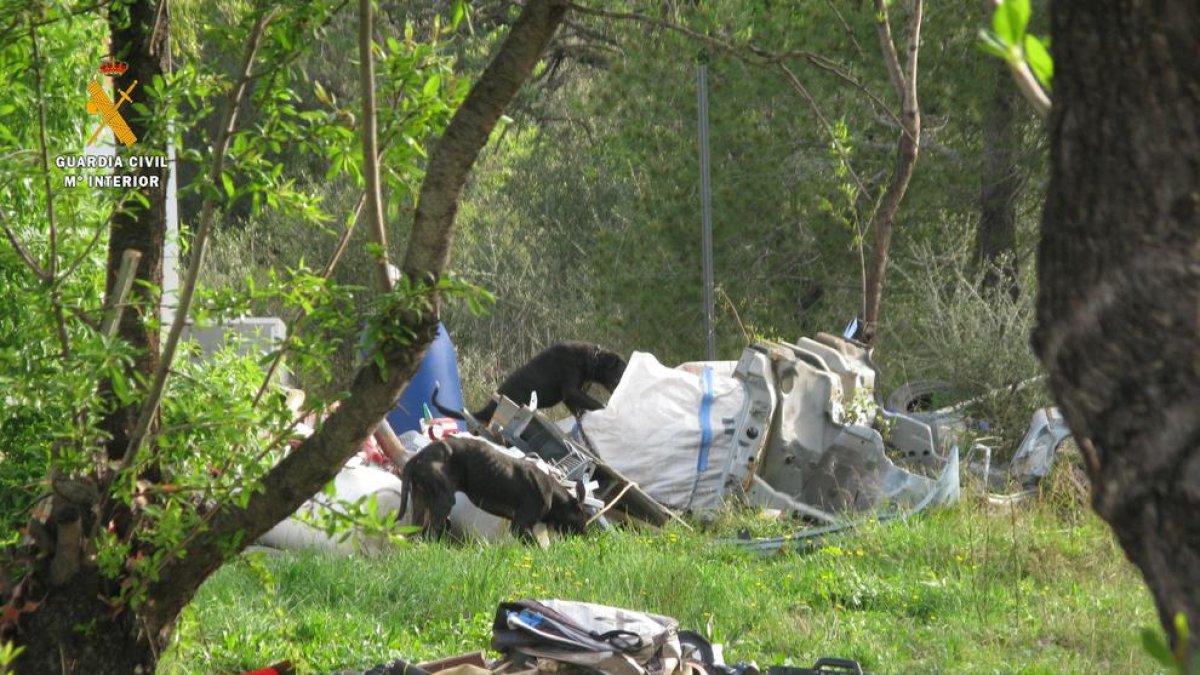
396,459 -> 412,521
432,383 -> 496,433
430,382 -> 466,420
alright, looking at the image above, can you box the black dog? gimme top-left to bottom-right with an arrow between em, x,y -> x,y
436,341 -> 627,425
396,436 -> 590,541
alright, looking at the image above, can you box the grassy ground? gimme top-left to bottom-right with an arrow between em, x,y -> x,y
159,482 -> 1163,675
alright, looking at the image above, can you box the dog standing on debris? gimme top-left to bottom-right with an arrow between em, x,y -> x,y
435,341 -> 627,426
397,436 -> 590,542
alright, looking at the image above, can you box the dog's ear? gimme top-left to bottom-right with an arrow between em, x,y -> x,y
604,353 -> 627,388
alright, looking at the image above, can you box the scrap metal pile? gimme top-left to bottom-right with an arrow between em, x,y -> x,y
255,333 -> 1072,553
564,334 -> 966,552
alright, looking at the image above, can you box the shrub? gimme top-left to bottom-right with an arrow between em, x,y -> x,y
879,241 -> 1051,459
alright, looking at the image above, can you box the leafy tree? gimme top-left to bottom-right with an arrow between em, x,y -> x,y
0,1 -> 566,672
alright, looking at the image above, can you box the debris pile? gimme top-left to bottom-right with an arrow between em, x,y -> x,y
253,332 -> 1072,554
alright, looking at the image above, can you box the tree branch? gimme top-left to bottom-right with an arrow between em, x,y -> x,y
359,0 -> 393,293
251,102 -> 415,409
903,0 -> 923,119
30,22 -> 70,359
1,214 -> 49,282
861,0 -> 924,342
0,0 -> 118,49
564,2 -> 904,135
982,0 -> 1050,120
240,0 -> 351,89
250,0 -> 408,408
1009,58 -> 1051,121
60,191 -> 139,288
873,0 -> 907,105
776,62 -> 868,200
822,0 -> 866,61
562,18 -> 622,50
99,250 -> 143,338
121,6 -> 278,470
250,192 -> 366,408
30,24 -> 56,281
566,0 -> 878,86
56,205 -> 117,284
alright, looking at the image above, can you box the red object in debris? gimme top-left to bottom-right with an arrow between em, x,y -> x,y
237,661 -> 294,675
421,417 -> 460,441
358,433 -> 390,466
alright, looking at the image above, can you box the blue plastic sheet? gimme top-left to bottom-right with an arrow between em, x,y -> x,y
384,322 -> 466,433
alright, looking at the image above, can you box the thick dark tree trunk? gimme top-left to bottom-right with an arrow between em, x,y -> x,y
100,0 -> 169,460
13,2 -> 172,670
974,62 -> 1022,301
17,569 -> 155,674
1034,0 -> 1200,661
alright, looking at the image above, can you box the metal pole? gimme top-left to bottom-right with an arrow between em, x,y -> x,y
697,63 -> 716,361
163,38 -> 179,326
162,138 -> 179,325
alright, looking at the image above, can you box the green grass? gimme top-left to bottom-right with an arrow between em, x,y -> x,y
160,495 -> 1163,675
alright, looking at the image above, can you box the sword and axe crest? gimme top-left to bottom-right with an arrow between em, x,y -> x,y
86,58 -> 138,147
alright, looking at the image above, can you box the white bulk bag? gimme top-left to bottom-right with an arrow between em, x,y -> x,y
579,352 -> 746,510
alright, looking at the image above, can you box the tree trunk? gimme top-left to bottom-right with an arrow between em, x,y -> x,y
974,61 -> 1021,301
100,0 -> 169,461
1034,0 -> 1200,660
859,0 -> 922,344
861,121 -> 919,343
11,3 -> 171,670
17,568 -> 155,674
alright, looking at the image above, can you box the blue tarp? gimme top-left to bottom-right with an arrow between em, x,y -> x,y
385,322 -> 466,433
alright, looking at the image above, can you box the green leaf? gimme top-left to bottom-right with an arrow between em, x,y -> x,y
313,80 -> 331,106
1024,34 -> 1054,90
422,74 -> 441,98
992,0 -> 1030,47
220,172 -> 235,199
110,367 -> 131,404
1140,627 -> 1175,667
450,0 -> 466,30
1174,612 -> 1190,646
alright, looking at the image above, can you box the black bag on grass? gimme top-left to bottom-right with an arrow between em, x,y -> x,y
491,599 -> 684,675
